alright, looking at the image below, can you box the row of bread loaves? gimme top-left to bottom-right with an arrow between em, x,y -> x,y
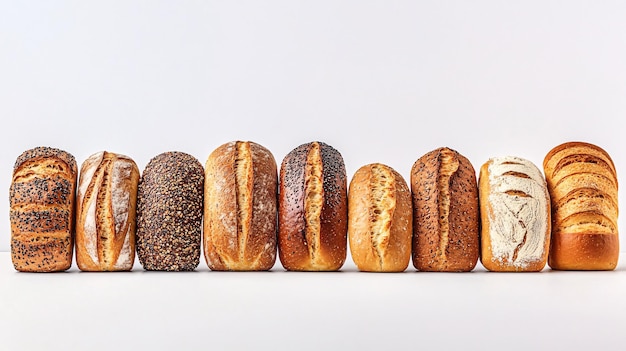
9,141 -> 618,272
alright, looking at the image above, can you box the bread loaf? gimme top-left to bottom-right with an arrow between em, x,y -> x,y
204,141 -> 278,271
543,142 -> 619,270
10,147 -> 77,272
278,141 -> 348,271
136,152 -> 204,271
75,151 -> 139,271
411,147 -> 479,272
479,156 -> 551,272
348,163 -> 411,272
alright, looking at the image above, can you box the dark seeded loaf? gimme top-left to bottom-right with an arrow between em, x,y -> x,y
278,141 -> 348,271
136,152 -> 204,271
10,146 -> 77,272
411,147 -> 479,272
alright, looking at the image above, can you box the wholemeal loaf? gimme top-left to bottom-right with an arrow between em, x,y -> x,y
348,163 -> 411,272
411,147 -> 479,272
10,147 -> 77,272
136,152 -> 204,271
479,156 -> 551,272
204,141 -> 278,271
76,151 -> 139,271
278,141 -> 348,271
543,142 -> 619,270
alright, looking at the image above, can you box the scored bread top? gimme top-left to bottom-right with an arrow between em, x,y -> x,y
348,163 -> 411,272
483,156 -> 550,268
76,151 -> 139,270
368,164 -> 396,264
411,147 -> 479,272
14,146 -> 77,175
279,141 -> 347,271
10,147 -> 77,235
204,141 -> 277,271
544,141 -> 616,180
544,141 -> 618,236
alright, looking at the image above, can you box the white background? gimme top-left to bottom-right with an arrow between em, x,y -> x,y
2,1 -> 626,350
2,1 -> 626,255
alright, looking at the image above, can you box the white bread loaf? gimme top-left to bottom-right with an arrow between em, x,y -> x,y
479,156 -> 551,272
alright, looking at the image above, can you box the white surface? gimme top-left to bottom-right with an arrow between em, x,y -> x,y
1,252 -> 626,351
1,1 -> 626,252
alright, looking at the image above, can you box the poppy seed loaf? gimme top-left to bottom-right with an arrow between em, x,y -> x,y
10,146 -> 77,272
278,141 -> 348,271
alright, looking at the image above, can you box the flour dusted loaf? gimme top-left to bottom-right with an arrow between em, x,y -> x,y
348,163 -> 411,272
479,156 -> 551,272
204,141 -> 278,271
10,147 -> 77,272
278,141 -> 348,271
411,147 -> 479,272
76,151 -> 139,271
543,142 -> 619,270
136,152 -> 204,271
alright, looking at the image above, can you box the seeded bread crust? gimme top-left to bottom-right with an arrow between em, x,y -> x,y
76,151 -> 139,271
204,141 -> 278,271
348,163 -> 411,272
543,141 -> 619,270
136,152 -> 204,271
411,147 -> 479,272
10,146 -> 77,272
278,141 -> 348,271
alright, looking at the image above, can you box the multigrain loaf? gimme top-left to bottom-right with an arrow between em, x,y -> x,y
10,147 -> 77,272
278,141 -> 348,271
479,156 -> 551,272
136,152 -> 204,271
204,141 -> 278,271
348,163 -> 411,272
543,142 -> 619,270
76,151 -> 139,271
411,147 -> 479,272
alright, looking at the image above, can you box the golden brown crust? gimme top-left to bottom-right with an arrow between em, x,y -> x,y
10,146 -> 77,272
544,142 -> 619,270
204,141 -> 278,271
479,157 -> 551,272
548,232 -> 618,270
136,152 -> 204,271
75,151 -> 139,271
348,163 -> 411,272
278,142 -> 347,271
411,147 -> 479,272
